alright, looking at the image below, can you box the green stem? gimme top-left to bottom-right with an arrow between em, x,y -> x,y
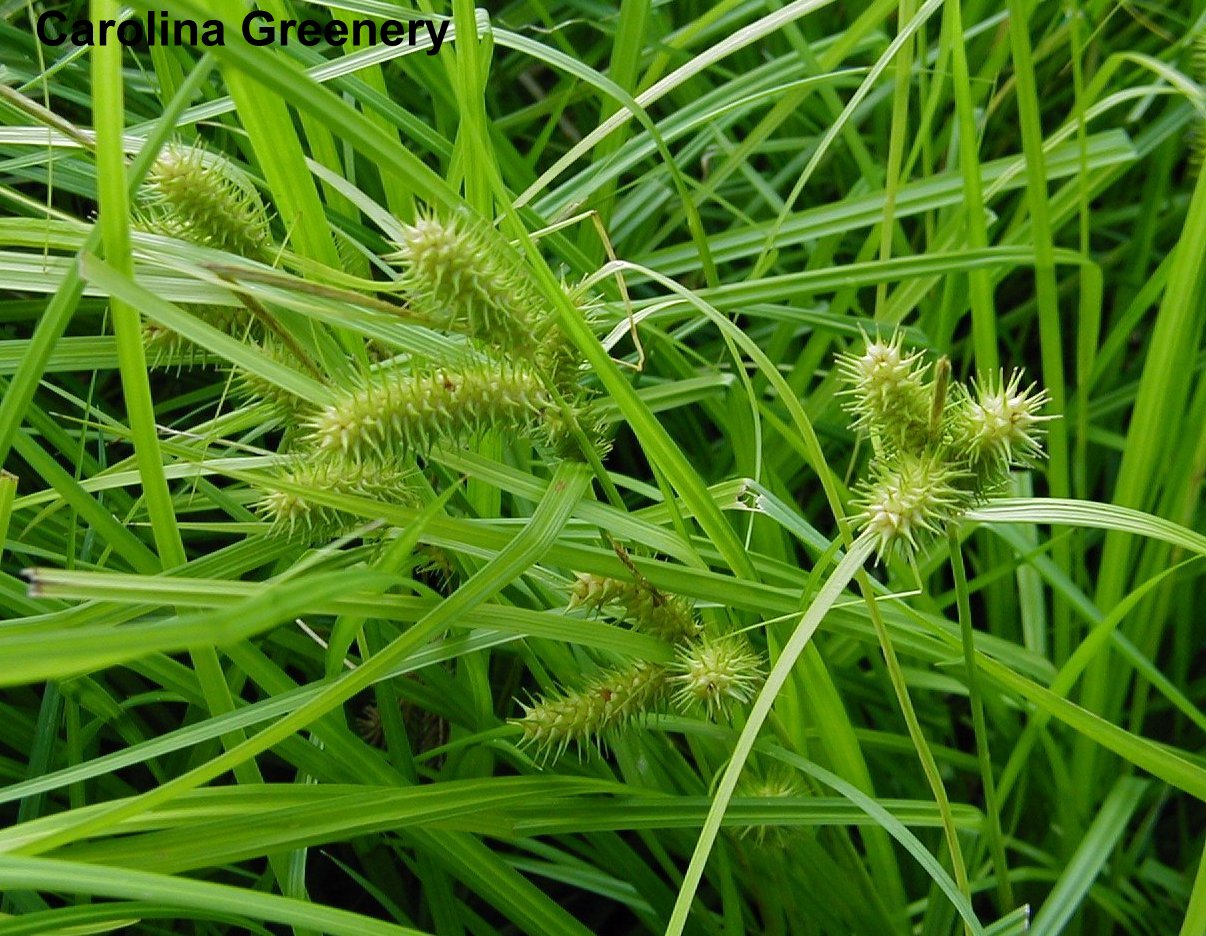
948,523 -> 1014,912
854,565 -> 974,934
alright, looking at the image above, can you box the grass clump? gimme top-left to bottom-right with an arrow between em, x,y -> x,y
1,4 -> 1203,936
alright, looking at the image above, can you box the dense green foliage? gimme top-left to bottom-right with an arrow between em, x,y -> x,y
0,2 -> 1203,934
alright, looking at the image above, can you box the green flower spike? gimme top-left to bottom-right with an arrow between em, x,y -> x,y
305,360 -> 560,462
391,213 -> 541,355
513,661 -> 669,762
670,633 -> 765,719
140,142 -> 272,260
256,460 -> 419,541
568,572 -> 701,644
853,452 -> 970,562
231,339 -> 310,419
735,768 -> 807,848
836,330 -> 932,454
950,369 -> 1051,481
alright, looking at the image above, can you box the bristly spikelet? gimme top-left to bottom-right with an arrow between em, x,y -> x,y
391,213 -> 542,355
836,330 -> 932,454
670,633 -> 765,718
948,369 -> 1051,485
140,303 -> 249,369
513,661 -> 669,761
305,360 -> 562,461
139,143 -> 272,260
230,339 -> 311,419
256,460 -> 419,541
568,573 -> 701,644
734,767 -> 807,847
852,452 -> 970,562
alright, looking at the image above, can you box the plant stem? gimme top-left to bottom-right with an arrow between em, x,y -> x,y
949,522 -> 1015,912
854,565 -> 975,934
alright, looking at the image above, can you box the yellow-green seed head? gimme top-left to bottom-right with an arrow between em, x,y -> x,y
513,661 -> 669,761
141,303 -> 251,369
256,460 -> 419,541
568,573 -> 700,644
670,633 -> 765,718
735,767 -> 807,848
230,339 -> 311,419
949,369 -> 1051,479
305,360 -> 561,462
836,331 -> 932,454
139,143 -> 272,260
853,452 -> 970,562
392,213 -> 542,355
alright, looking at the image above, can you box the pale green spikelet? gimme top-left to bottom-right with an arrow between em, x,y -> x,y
947,368 -> 1051,486
670,633 -> 765,719
136,143 -> 272,364
391,212 -> 542,355
734,767 -> 807,848
139,142 -> 272,259
140,303 -> 249,369
305,359 -> 563,462
256,459 -> 419,541
852,451 -> 971,562
512,660 -> 669,761
836,330 -> 933,454
230,339 -> 311,419
568,573 -> 700,644
536,280 -> 599,390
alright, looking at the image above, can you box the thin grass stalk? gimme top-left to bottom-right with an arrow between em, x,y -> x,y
91,1 -> 183,569
949,523 -> 1014,912
872,0 -> 915,319
0,472 -> 15,563
941,0 -> 997,371
1004,0 -> 1073,688
854,566 -> 974,933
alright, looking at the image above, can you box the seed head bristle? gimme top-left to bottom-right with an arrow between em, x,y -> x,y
568,573 -> 700,644
512,661 -> 669,762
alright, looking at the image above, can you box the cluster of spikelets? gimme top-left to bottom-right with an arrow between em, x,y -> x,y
132,153 -> 603,540
511,571 -> 766,761
837,332 -> 1051,561
250,211 -> 605,539
135,143 -> 273,365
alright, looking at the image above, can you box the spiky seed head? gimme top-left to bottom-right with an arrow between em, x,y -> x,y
141,302 -> 252,369
670,634 -> 765,719
735,767 -> 807,847
512,661 -> 669,762
835,330 -> 932,454
230,339 -> 311,418
567,573 -> 700,644
391,212 -> 542,354
951,369 -> 1052,474
255,460 -> 419,542
853,452 -> 970,562
139,143 -> 272,259
305,360 -> 560,463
